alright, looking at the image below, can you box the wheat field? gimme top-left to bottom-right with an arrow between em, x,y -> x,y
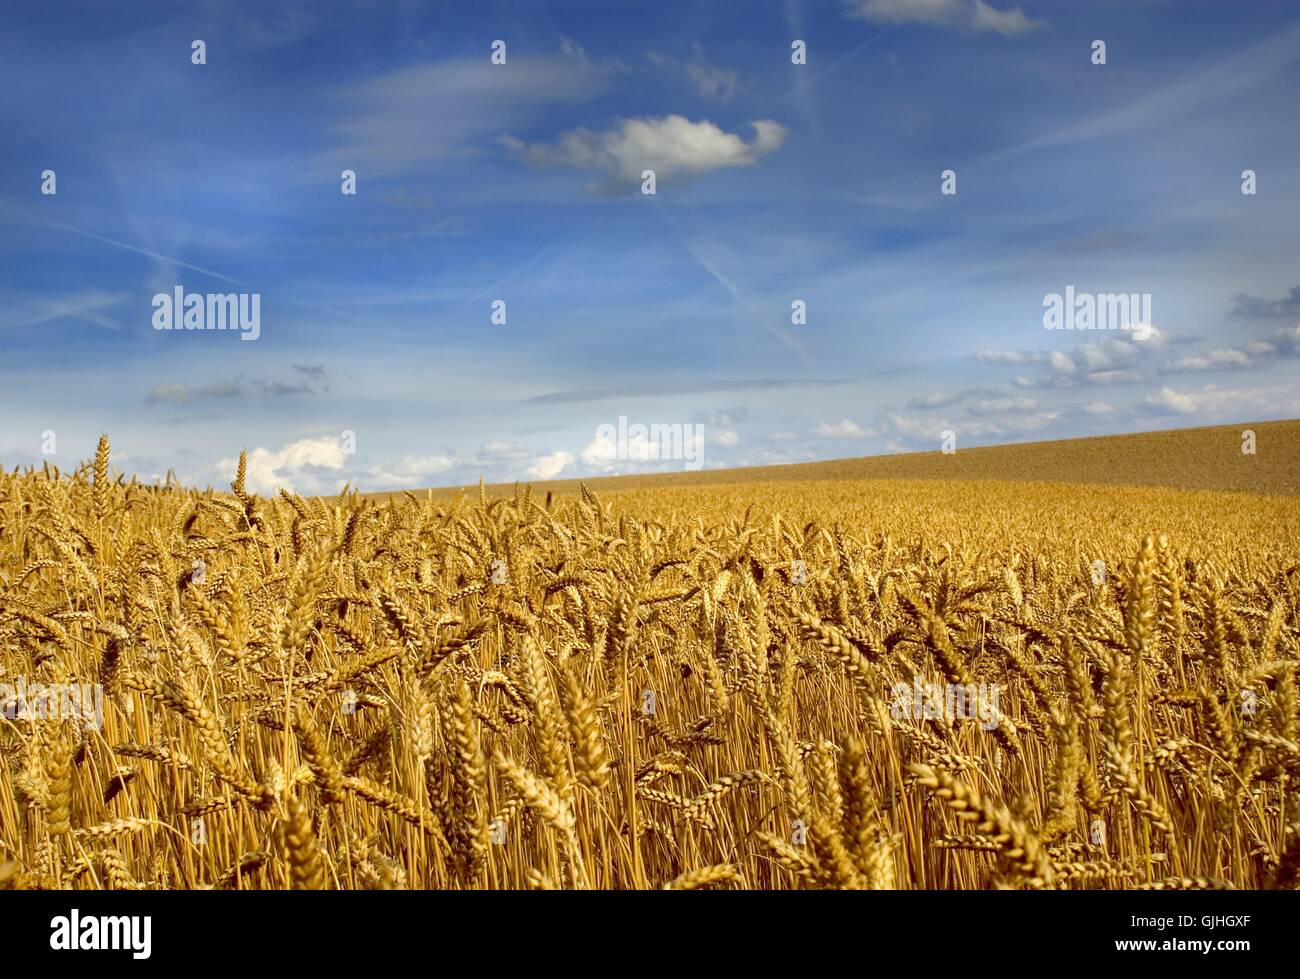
2,434 -> 1299,890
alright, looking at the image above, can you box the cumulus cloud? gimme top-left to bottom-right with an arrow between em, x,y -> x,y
978,326 -> 1172,389
581,428 -> 659,468
1139,383 -> 1300,419
814,419 -> 871,438
1048,350 -> 1077,377
1166,324 -> 1300,373
1084,401 -> 1115,415
714,430 -> 740,447
581,430 -> 619,469
1144,386 -> 1205,414
880,407 -> 1062,450
845,0 -> 1042,35
216,437 -> 347,495
502,114 -> 787,193
1169,349 -> 1251,371
213,435 -> 589,494
472,440 -> 586,480
363,454 -> 456,490
579,423 -> 706,473
526,451 -> 575,480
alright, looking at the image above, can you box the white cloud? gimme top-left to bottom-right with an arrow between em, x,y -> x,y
980,325 -> 1173,389
214,435 -> 592,493
648,44 -> 738,100
477,440 -> 529,463
1140,383 -> 1300,419
883,412 -> 948,442
881,408 -> 1062,449
0,289 -> 128,332
578,423 -> 706,474
327,56 -> 610,174
503,114 -> 787,192
1145,386 -> 1199,414
976,348 -> 1046,366
559,37 -> 588,67
216,437 -> 347,495
910,390 -> 962,408
969,0 -> 1040,34
848,0 -> 966,25
581,429 -> 645,469
705,408 -> 749,427
685,63 -> 738,101
1004,412 -> 1061,433
1084,401 -> 1115,415
967,396 -> 1035,416
845,0 -> 1042,35
1048,350 -> 1076,376
814,419 -> 869,438
1166,324 -> 1300,373
1128,322 -> 1157,343
363,454 -> 456,490
714,429 -> 740,447
526,451 -> 575,480
1170,349 -> 1251,371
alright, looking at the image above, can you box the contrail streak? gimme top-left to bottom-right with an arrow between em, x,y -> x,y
1,204 -> 245,284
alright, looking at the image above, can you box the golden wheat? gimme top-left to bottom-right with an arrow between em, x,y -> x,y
0,440 -> 1297,889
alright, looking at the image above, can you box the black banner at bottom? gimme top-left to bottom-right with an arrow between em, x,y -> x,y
0,888 -> 1286,967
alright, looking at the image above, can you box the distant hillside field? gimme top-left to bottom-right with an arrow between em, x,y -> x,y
406,419 -> 1300,500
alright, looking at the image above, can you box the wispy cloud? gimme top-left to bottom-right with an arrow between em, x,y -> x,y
524,378 -> 852,404
147,376 -> 317,405
648,44 -> 739,100
844,0 -> 1042,36
0,289 -> 129,332
2,206 -> 243,285
982,21 -> 1300,163
326,55 -> 611,174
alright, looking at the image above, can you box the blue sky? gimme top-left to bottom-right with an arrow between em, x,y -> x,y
2,0 -> 1299,492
